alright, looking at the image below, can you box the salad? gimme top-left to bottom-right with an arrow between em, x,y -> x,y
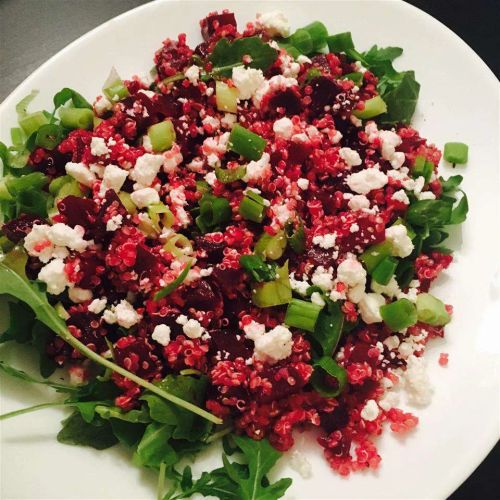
0,9 -> 469,499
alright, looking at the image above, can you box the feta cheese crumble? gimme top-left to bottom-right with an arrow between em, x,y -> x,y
346,167 -> 388,195
385,225 -> 414,258
152,324 -> 171,346
253,325 -> 293,364
255,10 -> 290,37
232,67 -> 265,100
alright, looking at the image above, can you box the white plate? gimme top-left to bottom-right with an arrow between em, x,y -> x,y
1,1 -> 498,499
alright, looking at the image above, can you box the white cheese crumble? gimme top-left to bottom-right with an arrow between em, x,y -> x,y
289,450 -> 313,479
23,224 -> 67,263
106,214 -> 123,232
102,164 -> 128,192
231,66 -> 265,100
312,233 -> 337,249
336,256 -> 367,304
130,153 -> 164,187
256,10 -> 290,37
184,65 -> 200,85
385,225 -> 413,258
221,113 -> 237,129
88,297 -> 107,314
152,324 -> 171,346
346,167 -> 388,195
391,189 -> 410,205
253,75 -> 297,108
47,223 -> 89,252
183,318 -> 204,339
339,147 -> 362,167
163,144 -> 183,174
348,194 -> 370,211
358,293 -> 385,324
38,258 -> 71,295
297,178 -> 309,190
114,300 -> 142,329
68,287 -> 92,303
273,116 -> 294,139
404,355 -> 433,406
253,325 -> 293,364
311,266 -> 334,292
130,187 -> 160,208
310,292 -> 325,307
65,162 -> 96,187
360,399 -> 380,421
243,152 -> 271,182
94,95 -> 113,116
289,273 -> 310,296
90,137 -> 109,157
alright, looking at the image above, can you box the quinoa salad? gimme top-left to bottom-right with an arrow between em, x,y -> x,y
0,9 -> 469,499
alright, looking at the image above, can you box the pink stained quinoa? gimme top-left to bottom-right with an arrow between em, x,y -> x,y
0,9 -> 468,485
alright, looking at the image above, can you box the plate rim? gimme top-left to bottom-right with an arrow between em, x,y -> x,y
0,1 -> 498,498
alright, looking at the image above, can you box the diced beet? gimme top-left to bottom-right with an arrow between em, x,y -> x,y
155,94 -> 182,119
320,405 -> 350,433
184,279 -> 223,312
267,88 -> 303,117
287,141 -> 312,165
57,196 -> 98,229
195,235 -> 227,263
134,245 -> 159,279
211,266 -> 244,296
113,336 -> 162,379
254,364 -> 309,403
29,148 -> 71,177
306,247 -> 337,268
309,76 -> 341,116
67,311 -> 108,353
2,214 -> 46,243
209,329 -> 253,360
201,12 -> 237,41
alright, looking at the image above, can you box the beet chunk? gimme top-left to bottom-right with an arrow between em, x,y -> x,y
2,214 -> 46,243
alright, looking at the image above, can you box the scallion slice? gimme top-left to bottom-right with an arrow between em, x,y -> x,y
19,111 -> 49,136
353,95 -> 387,119
216,165 -> 246,183
443,142 -> 468,165
251,262 -> 292,308
228,124 -> 267,161
412,155 -> 434,182
148,120 -> 176,152
196,194 -> 231,233
35,124 -> 64,150
285,298 -> 322,332
371,255 -> 398,285
154,260 -> 192,301
416,293 -> 451,326
215,81 -> 238,113
59,108 -> 94,130
239,254 -> 277,282
360,240 -> 393,273
239,190 -> 266,223
380,298 -> 418,331
255,230 -> 287,260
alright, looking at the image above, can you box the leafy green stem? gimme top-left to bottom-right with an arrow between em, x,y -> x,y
0,401 -> 70,420
158,462 -> 167,500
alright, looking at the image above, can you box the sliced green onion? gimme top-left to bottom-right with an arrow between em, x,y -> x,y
371,256 -> 398,285
412,155 -> 434,182
154,260 -> 192,301
228,124 -> 267,161
380,298 -> 418,331
288,29 -> 313,54
102,68 -> 130,102
148,203 -> 174,231
118,192 -> 137,214
353,95 -> 387,119
285,298 -> 322,332
10,127 -> 25,146
416,293 -> 450,326
195,180 -> 211,194
5,172 -> 48,195
239,190 -> 266,223
327,32 -> 355,53
59,108 -> 94,130
285,221 -> 305,254
163,234 -> 193,260
443,142 -> 468,165
215,81 -> 238,113
310,356 -> 347,397
162,73 -> 185,85
342,72 -> 363,85
196,194 -> 231,233
255,230 -> 287,260
35,124 -> 64,150
16,90 -> 39,119
305,68 -> 323,82
215,165 -> 246,183
360,240 -> 393,273
18,111 -> 49,136
0,179 -> 13,201
148,120 -> 175,152
239,254 -> 277,282
251,262 -> 292,308
302,21 -> 328,51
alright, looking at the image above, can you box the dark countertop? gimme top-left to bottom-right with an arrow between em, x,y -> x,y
0,1 -> 497,498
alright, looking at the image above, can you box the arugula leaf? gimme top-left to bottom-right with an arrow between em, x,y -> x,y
440,174 -> 463,193
239,255 -> 277,283
134,422 -> 177,468
379,71 -> 420,125
209,36 -> 278,77
31,321 -> 58,377
310,300 -> 344,357
449,191 -> 468,224
141,375 -> 212,441
310,356 -> 348,397
110,419 -> 147,447
363,45 -> 403,64
95,405 -> 150,423
0,253 -> 222,424
0,359 -> 74,392
406,199 -> 453,227
57,411 -> 118,450
0,301 -> 35,344
165,466 -> 239,500
225,435 -> 292,500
